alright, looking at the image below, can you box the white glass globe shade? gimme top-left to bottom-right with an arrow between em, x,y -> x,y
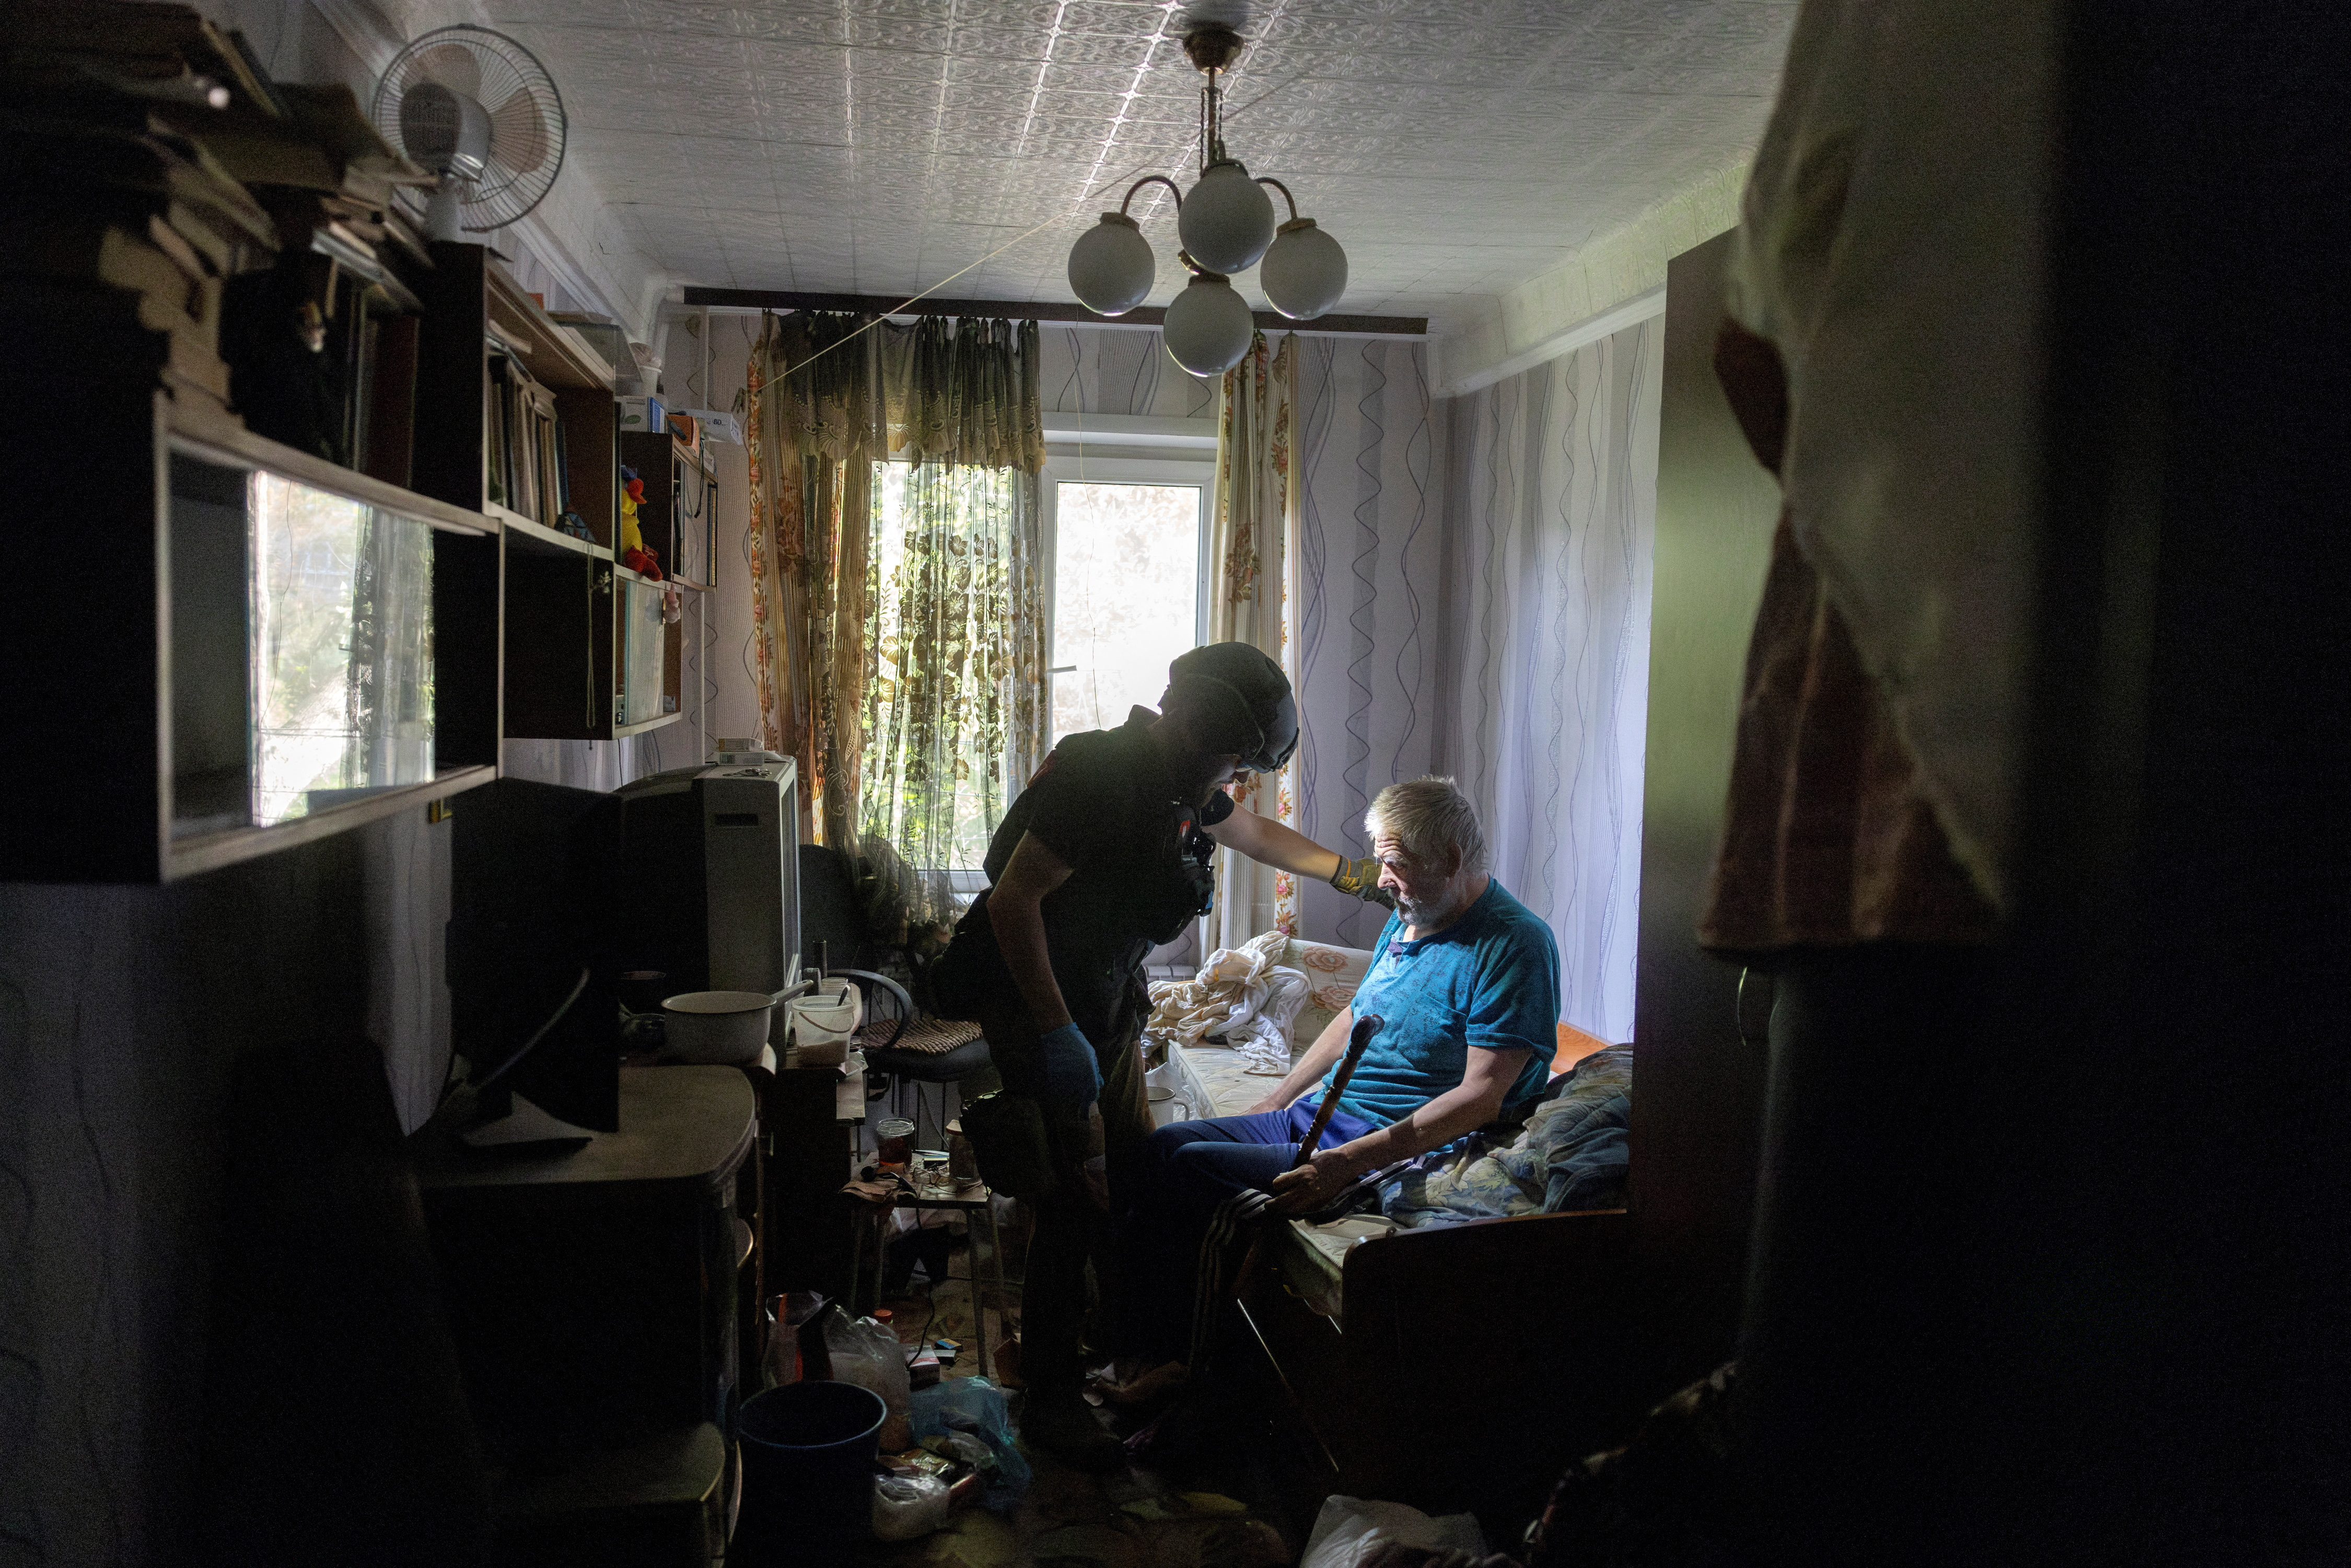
1261,218 -> 1348,320
1162,274 -> 1254,377
1067,212 -> 1155,316
1178,160 -> 1275,275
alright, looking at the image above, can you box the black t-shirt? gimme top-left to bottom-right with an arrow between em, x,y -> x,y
955,707 -> 1231,1035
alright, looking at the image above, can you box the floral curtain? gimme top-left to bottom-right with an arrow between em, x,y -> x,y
1207,331 -> 1302,947
860,460 -> 1045,923
749,312 -> 1046,926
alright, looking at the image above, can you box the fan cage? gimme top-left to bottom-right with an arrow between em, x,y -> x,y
370,24 -> 567,233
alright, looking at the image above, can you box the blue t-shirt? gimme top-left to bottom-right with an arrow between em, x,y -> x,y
1318,879 -> 1561,1126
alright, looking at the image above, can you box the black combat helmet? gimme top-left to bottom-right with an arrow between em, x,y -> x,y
1162,643 -> 1299,773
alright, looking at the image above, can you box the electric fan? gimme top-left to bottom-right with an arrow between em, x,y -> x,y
369,25 -> 565,241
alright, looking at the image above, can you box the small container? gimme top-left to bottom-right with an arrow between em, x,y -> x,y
875,1118 -> 915,1169
912,1151 -> 954,1198
945,1120 -> 978,1184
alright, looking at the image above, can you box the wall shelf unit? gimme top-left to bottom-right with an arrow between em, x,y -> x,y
410,242 -> 709,744
620,431 -> 718,591
3,374 -> 503,883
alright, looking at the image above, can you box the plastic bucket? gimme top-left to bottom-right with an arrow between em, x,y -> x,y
733,1379 -> 886,1565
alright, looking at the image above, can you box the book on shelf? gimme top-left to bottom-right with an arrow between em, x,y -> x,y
484,348 -> 581,534
486,352 -> 513,509
364,315 -> 421,490
534,395 -> 562,531
8,0 -> 290,121
9,1 -> 435,482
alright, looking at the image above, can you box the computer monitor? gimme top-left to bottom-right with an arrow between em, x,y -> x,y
611,759 -> 802,1023
447,777 -> 623,1134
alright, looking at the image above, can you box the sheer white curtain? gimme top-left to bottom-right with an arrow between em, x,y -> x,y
1433,322 -> 1659,1042
1207,332 -> 1301,950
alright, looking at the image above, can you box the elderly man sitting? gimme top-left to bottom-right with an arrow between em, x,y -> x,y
1110,775 -> 1561,1395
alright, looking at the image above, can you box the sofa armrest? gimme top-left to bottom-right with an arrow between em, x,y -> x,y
1343,1207 -> 1633,1361
1333,1209 -> 1642,1515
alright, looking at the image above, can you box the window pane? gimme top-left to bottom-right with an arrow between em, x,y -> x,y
1053,481 -> 1200,741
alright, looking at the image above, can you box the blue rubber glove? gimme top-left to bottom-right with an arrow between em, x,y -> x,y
1037,1021 -> 1102,1111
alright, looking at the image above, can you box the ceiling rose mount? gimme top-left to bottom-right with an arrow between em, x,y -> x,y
1066,23 -> 1350,375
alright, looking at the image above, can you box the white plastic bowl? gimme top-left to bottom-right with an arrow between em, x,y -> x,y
661,990 -> 779,1064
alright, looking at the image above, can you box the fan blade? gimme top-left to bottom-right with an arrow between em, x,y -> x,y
412,42 -> 482,100
486,89 -> 550,178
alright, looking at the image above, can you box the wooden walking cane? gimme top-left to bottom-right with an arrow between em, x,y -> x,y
1221,1013 -> 1389,1372
1290,1013 -> 1383,1169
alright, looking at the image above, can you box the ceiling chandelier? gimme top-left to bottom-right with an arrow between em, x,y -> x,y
1065,25 -> 1349,377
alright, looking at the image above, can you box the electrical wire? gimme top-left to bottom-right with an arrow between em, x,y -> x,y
772,154 -> 1165,382
472,964 -> 594,1094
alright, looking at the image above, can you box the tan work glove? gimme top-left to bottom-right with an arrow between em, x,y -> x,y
1330,855 -> 1397,909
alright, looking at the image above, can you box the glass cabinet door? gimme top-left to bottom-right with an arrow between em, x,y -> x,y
169,451 -> 436,837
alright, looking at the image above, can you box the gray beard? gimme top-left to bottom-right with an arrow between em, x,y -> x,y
1395,893 -> 1446,929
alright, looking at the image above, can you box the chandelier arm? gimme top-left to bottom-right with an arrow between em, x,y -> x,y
1120,174 -> 1186,214
1254,177 -> 1298,222
1201,66 -> 1229,169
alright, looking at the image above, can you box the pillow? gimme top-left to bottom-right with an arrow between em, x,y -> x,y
1279,938 -> 1375,1052
1376,1044 -> 1633,1228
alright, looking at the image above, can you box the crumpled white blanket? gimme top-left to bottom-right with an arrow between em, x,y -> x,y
1144,930 -> 1312,1075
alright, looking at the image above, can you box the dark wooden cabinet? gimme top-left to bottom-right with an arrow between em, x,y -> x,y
415,1066 -> 759,1461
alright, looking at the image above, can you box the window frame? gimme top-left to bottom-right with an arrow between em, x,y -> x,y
1039,451 -> 1216,747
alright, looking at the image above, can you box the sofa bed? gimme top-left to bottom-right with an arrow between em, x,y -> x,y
1158,937 -> 1652,1521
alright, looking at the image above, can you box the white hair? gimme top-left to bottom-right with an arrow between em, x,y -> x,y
1364,776 -> 1489,874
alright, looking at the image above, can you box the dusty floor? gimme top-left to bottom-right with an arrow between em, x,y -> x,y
852,1225 -> 1308,1568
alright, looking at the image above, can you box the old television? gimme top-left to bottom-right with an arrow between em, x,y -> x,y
611,759 -> 802,1025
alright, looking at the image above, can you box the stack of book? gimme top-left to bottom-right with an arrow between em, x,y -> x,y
4,2 -> 287,423
6,1 -> 434,480
208,82 -> 435,480
487,347 -> 584,536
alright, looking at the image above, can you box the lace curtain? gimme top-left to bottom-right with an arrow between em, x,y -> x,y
862,460 -> 1044,921
748,312 -> 1046,932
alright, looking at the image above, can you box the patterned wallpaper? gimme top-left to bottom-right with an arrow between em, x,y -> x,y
1035,325 -> 1216,419
1434,322 -> 1660,1043
0,812 -> 449,1564
1289,336 -> 1448,948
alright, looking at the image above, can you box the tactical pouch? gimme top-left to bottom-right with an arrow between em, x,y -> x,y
927,896 -> 1011,1020
956,1089 -> 1058,1201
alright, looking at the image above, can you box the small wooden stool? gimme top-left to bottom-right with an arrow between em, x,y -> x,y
848,1181 -> 1012,1380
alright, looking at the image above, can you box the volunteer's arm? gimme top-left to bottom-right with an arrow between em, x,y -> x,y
986,832 -> 1076,1030
1205,807 -> 1392,905
1201,805 -> 1343,880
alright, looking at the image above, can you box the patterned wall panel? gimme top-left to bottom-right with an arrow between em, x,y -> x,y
1277,323 -> 1658,1043
1434,322 -> 1659,1042
1288,335 -> 1447,948
0,812 -> 449,1563
1036,324 -> 1216,417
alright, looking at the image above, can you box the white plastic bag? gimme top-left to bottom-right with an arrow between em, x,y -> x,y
823,1312 -> 913,1450
1298,1495 -> 1488,1568
872,1473 -> 952,1541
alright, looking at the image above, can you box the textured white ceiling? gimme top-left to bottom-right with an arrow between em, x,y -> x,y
440,0 -> 1792,327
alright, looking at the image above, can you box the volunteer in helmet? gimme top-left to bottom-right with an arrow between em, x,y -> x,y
932,642 -> 1388,1467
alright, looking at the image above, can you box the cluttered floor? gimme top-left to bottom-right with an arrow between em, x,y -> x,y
843,1218 -> 1307,1567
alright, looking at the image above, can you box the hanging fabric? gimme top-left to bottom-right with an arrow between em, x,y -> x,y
749,313 -> 1047,930
860,459 -> 1045,925
1207,331 -> 1301,948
